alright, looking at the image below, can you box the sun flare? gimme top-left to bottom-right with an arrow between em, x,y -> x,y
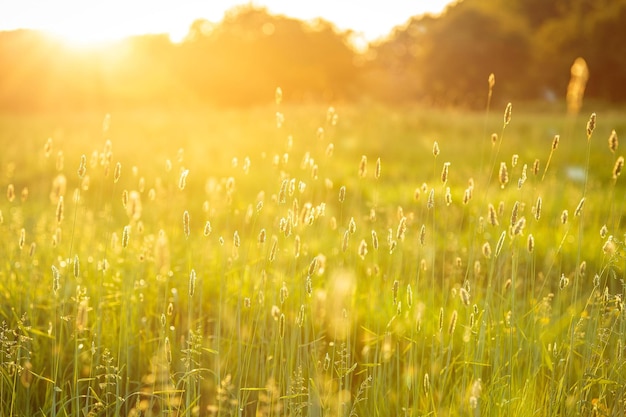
2,0 -> 451,48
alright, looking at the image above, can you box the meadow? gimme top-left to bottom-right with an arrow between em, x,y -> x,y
0,97 -> 625,417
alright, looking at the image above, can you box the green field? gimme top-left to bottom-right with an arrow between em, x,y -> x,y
1,102 -> 625,416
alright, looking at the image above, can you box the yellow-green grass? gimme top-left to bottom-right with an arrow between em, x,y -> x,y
0,103 -> 625,417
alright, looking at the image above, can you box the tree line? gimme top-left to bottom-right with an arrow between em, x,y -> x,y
1,0 -> 625,111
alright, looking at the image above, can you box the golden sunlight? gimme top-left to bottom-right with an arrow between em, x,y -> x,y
1,0 -> 451,46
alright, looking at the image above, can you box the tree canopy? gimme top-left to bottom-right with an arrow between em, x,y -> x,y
0,0 -> 625,110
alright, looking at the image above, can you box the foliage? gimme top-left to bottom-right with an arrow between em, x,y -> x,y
2,1 -> 626,110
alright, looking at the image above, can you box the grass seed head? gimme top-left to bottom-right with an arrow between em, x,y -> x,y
18,228 -> 25,250
389,240 -> 397,254
396,217 -> 407,241
122,189 -> 128,209
375,157 -> 381,179
532,159 -> 540,176
482,242 -> 492,259
280,282 -> 288,304
371,230 -> 379,250
126,190 -> 142,221
427,188 -> 435,209
499,162 -> 509,188
510,201 -> 519,226
7,184 -> 15,202
278,179 -> 288,204
359,155 -> 367,178
358,239 -> 368,259
609,130 -> 618,153
448,310 -> 458,335
433,141 -> 440,157
276,112 -> 284,128
164,337 -> 172,364
308,256 -> 319,276
534,196 -> 542,220
294,235 -> 301,258
602,235 -> 616,255
56,196 -> 64,224
122,225 -> 130,248
574,197 -> 585,217
279,313 -> 285,338
52,265 -> 60,294
275,86 -> 282,105
73,255 -> 80,278
392,280 -> 399,305
512,217 -> 526,236
559,274 -> 570,290
600,224 -> 608,238
348,217 -> 356,234
586,113 -> 596,139
445,187 -> 452,206
326,143 -> 334,157
44,137 -> 52,158
488,73 -> 495,90
527,234 -> 535,253
77,154 -> 87,178
460,287 -> 471,307
441,162 -> 450,184
269,236 -> 278,262
504,102 -> 512,126
183,211 -> 190,238
561,209 -> 569,224
488,203 -> 498,226
189,269 -> 196,297
612,156 -> 624,179
338,186 -> 346,203
114,162 -> 121,183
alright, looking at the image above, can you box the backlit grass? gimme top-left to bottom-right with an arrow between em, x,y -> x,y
0,101 -> 625,416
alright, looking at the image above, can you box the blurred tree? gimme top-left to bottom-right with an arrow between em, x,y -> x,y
178,5 -> 359,106
362,15 -> 436,103
532,0 -> 626,102
1,1 -> 626,110
366,0 -> 532,107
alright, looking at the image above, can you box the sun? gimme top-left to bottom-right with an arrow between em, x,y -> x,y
5,0 -> 193,48
44,25 -> 127,49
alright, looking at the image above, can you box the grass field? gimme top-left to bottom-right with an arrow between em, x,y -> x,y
0,100 -> 625,416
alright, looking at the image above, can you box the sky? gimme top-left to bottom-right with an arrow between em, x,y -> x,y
0,0 -> 452,45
